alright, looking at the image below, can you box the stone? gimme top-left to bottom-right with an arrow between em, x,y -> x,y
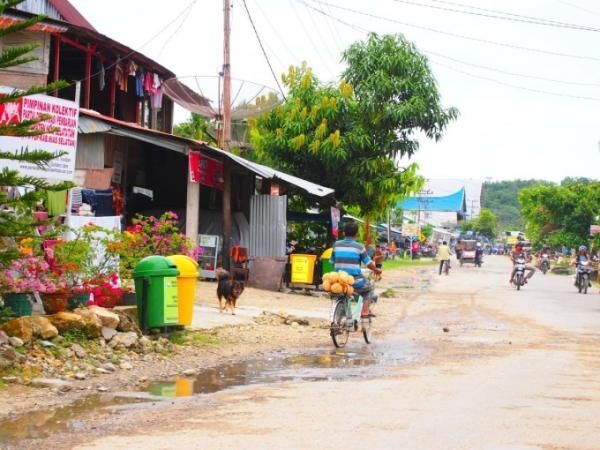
119,362 -> 133,370
71,308 -> 102,338
100,363 -> 117,372
109,332 -> 138,349
101,327 -> 118,341
112,307 -> 140,334
0,317 -> 34,343
71,344 -> 87,359
95,367 -> 110,375
31,378 -> 73,391
97,386 -> 109,392
0,330 -> 8,345
74,372 -> 87,380
2,376 -> 18,383
8,336 -> 24,347
47,312 -> 87,334
30,316 -> 59,340
86,306 -> 120,329
182,369 -> 195,376
39,340 -> 55,348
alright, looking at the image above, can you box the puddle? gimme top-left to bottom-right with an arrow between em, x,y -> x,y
0,395 -> 149,444
0,340 -> 427,443
146,341 -> 426,398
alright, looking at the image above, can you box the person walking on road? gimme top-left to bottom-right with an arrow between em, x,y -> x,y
437,240 -> 453,275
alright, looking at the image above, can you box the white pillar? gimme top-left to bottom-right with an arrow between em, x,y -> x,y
186,180 -> 200,245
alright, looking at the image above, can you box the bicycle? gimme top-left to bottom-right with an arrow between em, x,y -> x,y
329,275 -> 377,348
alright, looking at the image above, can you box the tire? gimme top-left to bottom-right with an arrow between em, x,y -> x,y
460,259 -> 464,267
516,274 -> 522,291
330,300 -> 349,348
577,275 -> 583,293
583,275 -> 588,295
362,316 -> 372,344
443,261 -> 449,275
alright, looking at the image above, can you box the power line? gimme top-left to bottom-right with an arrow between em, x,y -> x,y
429,58 -> 600,102
302,0 -> 340,64
304,0 -> 600,63
300,0 -> 600,102
426,0 -> 598,28
251,0 -> 301,64
392,0 -> 600,32
59,0 -> 198,92
288,0 -> 338,79
556,0 -> 600,16
240,0 -> 287,100
424,50 -> 600,88
158,1 -> 197,57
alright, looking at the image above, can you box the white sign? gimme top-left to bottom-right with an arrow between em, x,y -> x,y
0,88 -> 79,181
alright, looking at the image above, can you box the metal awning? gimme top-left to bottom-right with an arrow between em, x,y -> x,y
78,110 -> 334,199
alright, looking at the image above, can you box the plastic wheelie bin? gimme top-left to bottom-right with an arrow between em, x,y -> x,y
133,256 -> 180,331
166,255 -> 199,326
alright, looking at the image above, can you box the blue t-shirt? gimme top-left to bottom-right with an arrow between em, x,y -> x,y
330,238 -> 371,288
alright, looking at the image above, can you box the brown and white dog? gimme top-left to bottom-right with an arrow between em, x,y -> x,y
216,268 -> 244,315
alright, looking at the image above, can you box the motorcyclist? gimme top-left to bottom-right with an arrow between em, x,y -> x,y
436,240 -> 452,275
475,242 -> 484,266
510,242 -> 535,284
571,245 -> 592,287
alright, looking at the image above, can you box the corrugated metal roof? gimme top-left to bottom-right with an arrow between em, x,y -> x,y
78,109 -> 335,199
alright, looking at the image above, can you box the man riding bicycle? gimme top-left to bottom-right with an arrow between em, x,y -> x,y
436,240 -> 452,275
330,221 -> 382,317
510,242 -> 535,284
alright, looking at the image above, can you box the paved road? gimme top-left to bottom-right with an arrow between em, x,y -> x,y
74,257 -> 600,449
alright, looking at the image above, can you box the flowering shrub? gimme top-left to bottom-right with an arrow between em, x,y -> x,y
107,211 -> 200,280
0,256 -> 65,293
87,273 -> 130,308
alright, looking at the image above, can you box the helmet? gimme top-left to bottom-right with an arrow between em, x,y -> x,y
476,242 -> 482,247
579,245 -> 587,252
516,242 -> 523,248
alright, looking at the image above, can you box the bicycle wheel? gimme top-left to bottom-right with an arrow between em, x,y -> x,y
362,316 -> 372,344
330,300 -> 349,348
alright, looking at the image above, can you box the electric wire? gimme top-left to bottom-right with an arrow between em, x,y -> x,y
556,0 -> 600,16
251,0 -> 302,64
425,0 -> 597,28
302,0 -> 340,63
288,0 -> 338,79
304,0 -> 600,63
241,0 -> 287,100
429,58 -> 600,102
425,50 -> 600,88
299,0 -> 600,102
158,1 -> 197,57
392,0 -> 600,32
58,0 -> 199,92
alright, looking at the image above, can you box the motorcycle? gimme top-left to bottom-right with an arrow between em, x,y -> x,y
575,261 -> 591,295
540,254 -> 550,275
512,256 -> 527,291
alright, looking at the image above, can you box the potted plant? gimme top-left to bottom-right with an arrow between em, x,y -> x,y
0,256 -> 61,316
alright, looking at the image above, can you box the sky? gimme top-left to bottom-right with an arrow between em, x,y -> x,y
71,0 -> 600,182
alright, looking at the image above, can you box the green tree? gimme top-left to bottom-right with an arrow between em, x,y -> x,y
474,208 -> 498,239
0,0 -> 70,267
173,113 -> 216,145
482,179 -> 551,230
519,181 -> 600,248
252,34 -> 456,223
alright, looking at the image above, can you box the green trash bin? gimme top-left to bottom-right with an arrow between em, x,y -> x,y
320,248 -> 334,275
133,256 -> 180,331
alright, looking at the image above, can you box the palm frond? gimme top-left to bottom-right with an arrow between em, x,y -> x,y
0,81 -> 70,104
0,15 -> 46,38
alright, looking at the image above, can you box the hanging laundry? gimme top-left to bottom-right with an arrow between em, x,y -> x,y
144,72 -> 157,95
126,60 -> 137,77
135,67 -> 145,99
115,63 -> 127,92
70,188 -> 83,213
150,86 -> 163,110
152,73 -> 161,91
112,184 -> 124,216
44,190 -> 67,216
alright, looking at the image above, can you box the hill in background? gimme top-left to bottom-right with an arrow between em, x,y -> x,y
482,180 -> 550,231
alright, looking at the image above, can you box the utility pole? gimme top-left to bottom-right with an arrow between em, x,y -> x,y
222,0 -> 233,269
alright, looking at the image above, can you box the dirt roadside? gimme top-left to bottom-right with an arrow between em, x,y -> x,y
0,264 -> 433,422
